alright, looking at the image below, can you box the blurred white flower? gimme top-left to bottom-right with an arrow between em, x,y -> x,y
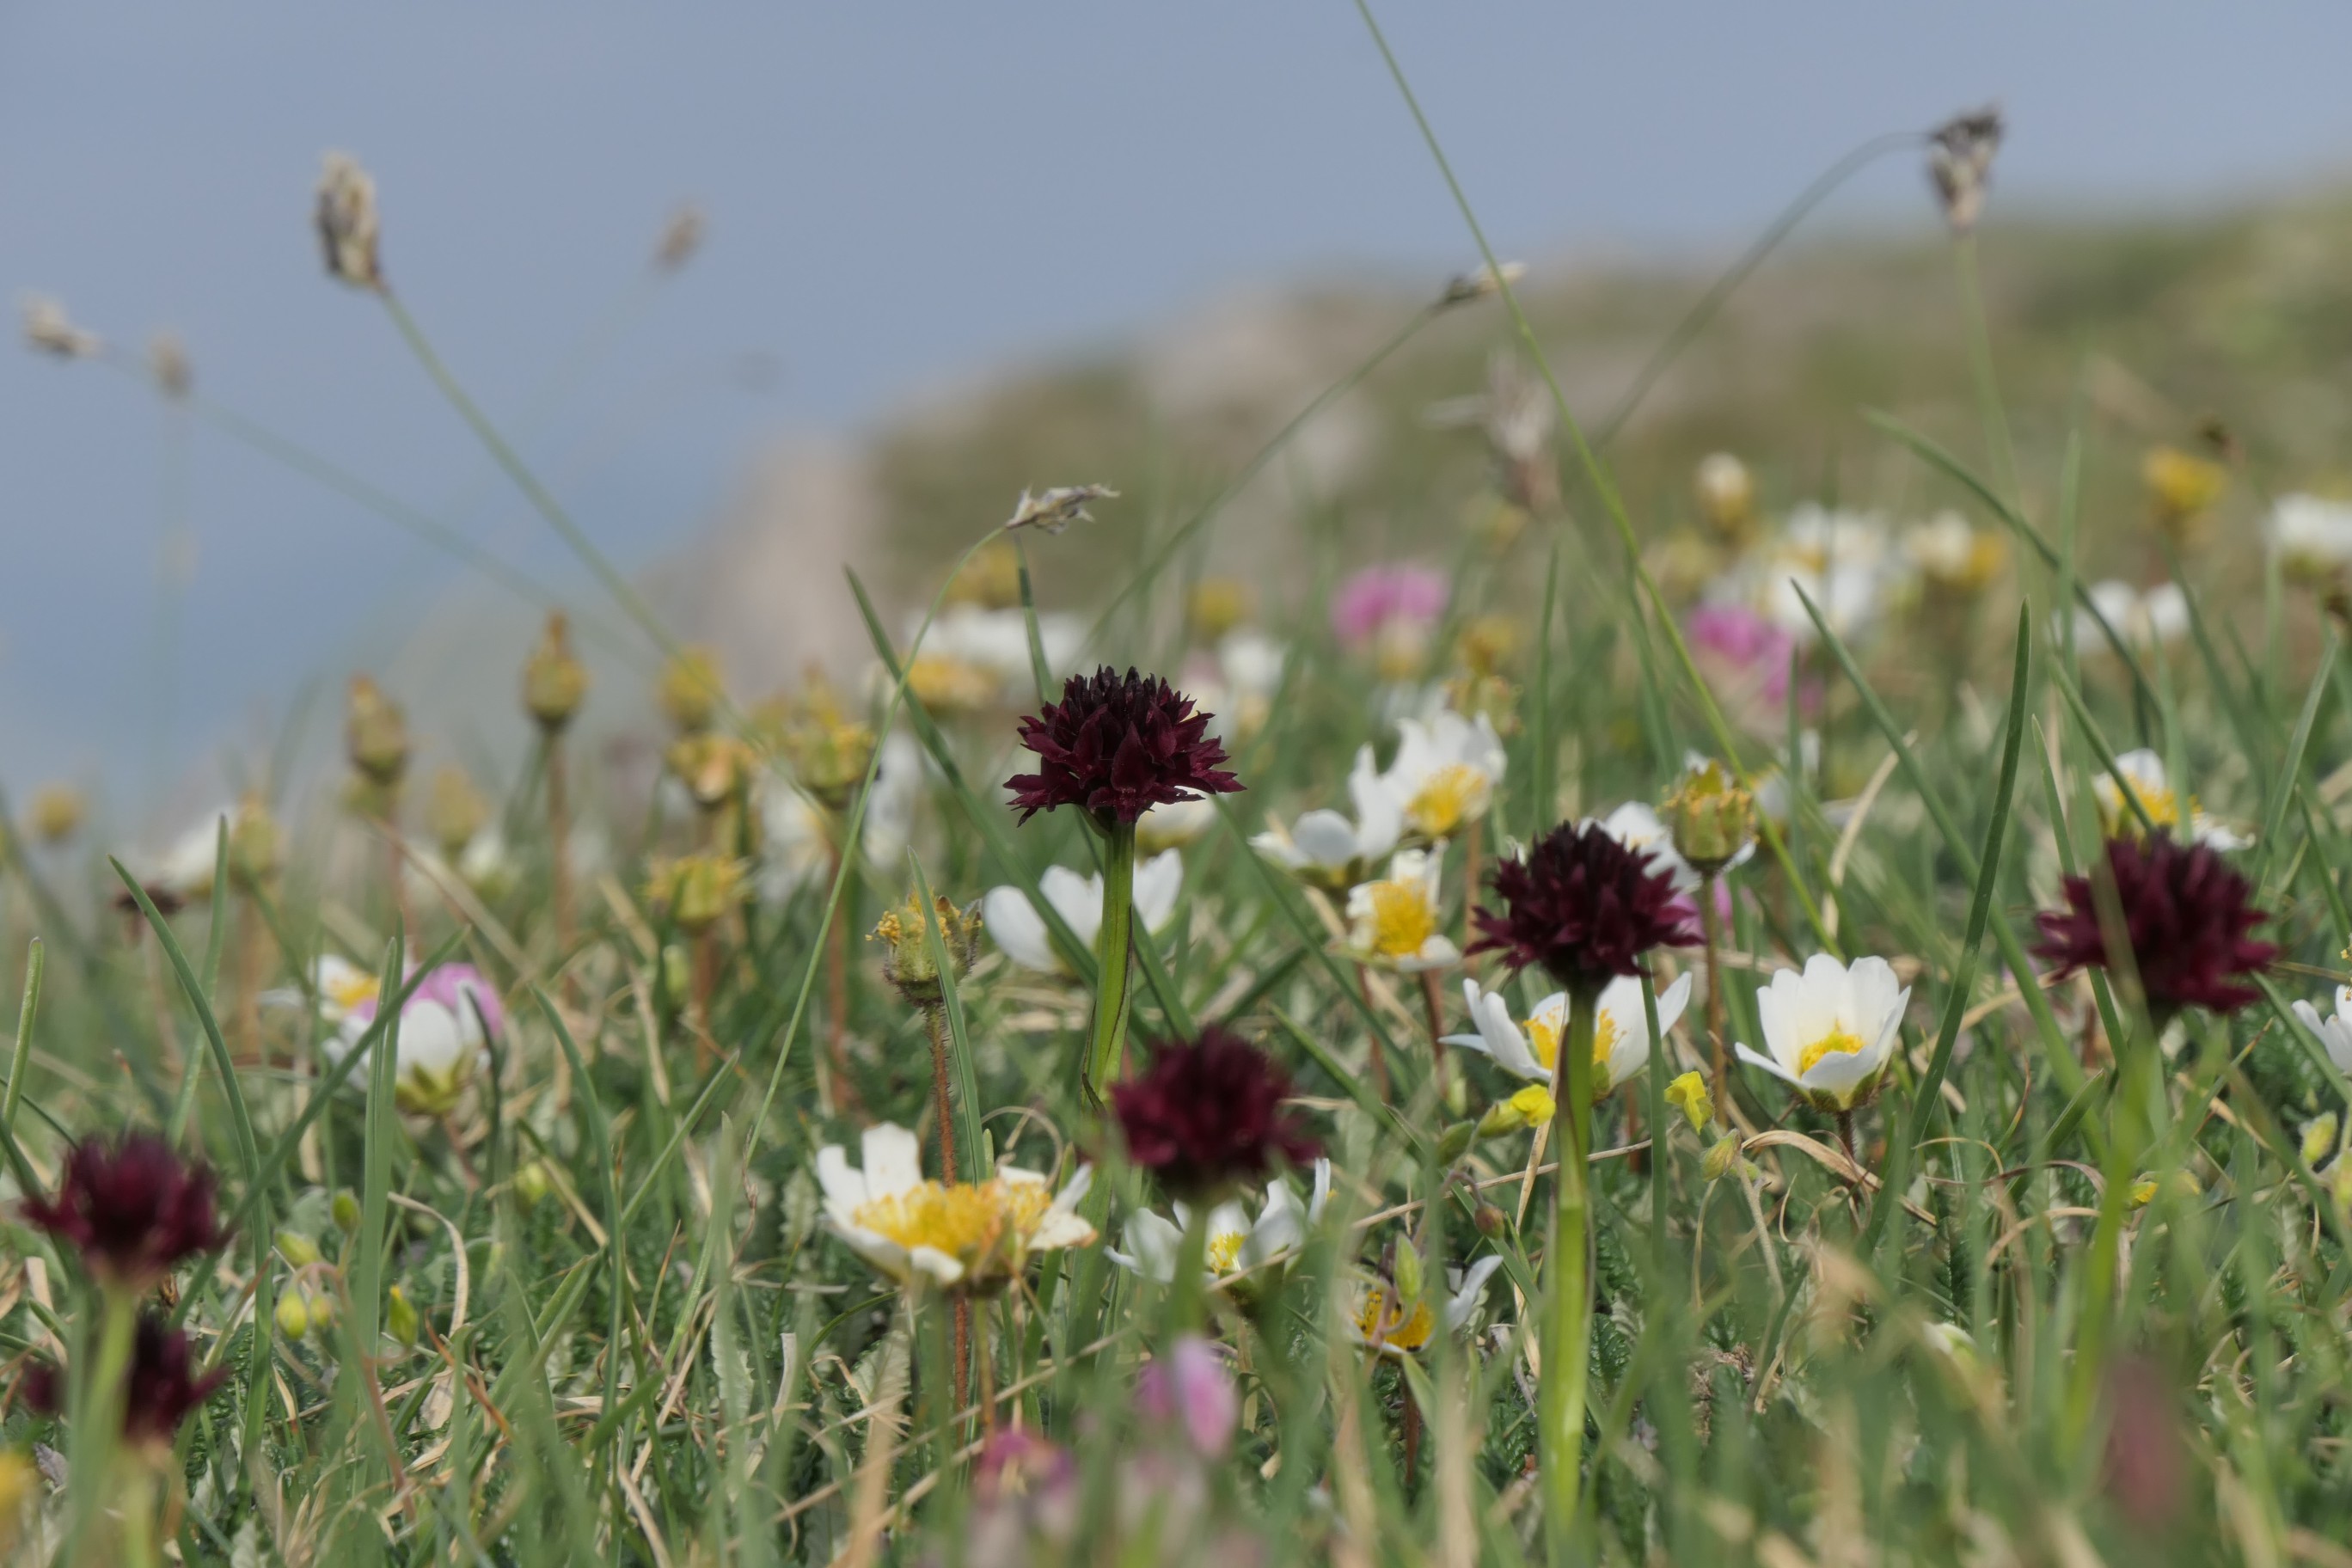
2067,580 -> 2189,652
1252,745 -> 1403,891
983,851 -> 1183,975
1381,708 -> 1506,842
2266,494 -> 2352,585
2291,985 -> 2352,1078
2092,749 -> 2248,850
1109,1161 -> 1330,1284
758,732 -> 923,902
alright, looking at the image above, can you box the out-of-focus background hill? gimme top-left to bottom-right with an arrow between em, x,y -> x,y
191,188 -> 2352,821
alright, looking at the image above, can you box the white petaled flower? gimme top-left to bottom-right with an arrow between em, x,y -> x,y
919,606 -> 1086,707
1594,800 -> 1699,892
1351,1256 -> 1505,1359
2291,985 -> 2352,1078
2091,749 -> 2248,850
1340,848 -> 1461,973
1381,709 -> 1507,842
1444,972 -> 1693,1099
816,1124 -> 1095,1293
1252,746 -> 1403,891
1108,1161 -> 1332,1287
260,953 -> 385,1028
982,851 -> 1184,975
279,962 -> 507,1116
1136,796 -> 1219,854
1735,954 -> 1910,1112
1745,505 -> 1907,646
758,733 -> 922,902
2068,580 -> 2189,652
2266,494 -> 2352,585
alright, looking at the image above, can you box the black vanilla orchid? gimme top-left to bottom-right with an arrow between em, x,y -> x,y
1470,821 -> 1697,995
19,1312 -> 226,1449
2034,834 -> 2275,1019
1006,666 -> 1243,829
1112,1028 -> 1320,1203
21,1133 -> 224,1288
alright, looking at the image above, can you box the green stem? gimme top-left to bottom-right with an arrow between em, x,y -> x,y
2065,1020 -> 2157,1453
66,1286 -> 140,1564
1541,988 -> 1598,1565
1952,235 -> 2020,507
1084,823 -> 1139,1103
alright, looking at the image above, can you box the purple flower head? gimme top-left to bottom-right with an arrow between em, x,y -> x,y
1331,566 -> 1449,649
2033,835 -> 2275,1019
1112,1027 -> 1320,1202
1135,1336 -> 1239,1459
1471,820 -> 1699,993
1006,666 -> 1243,827
21,1134 -> 224,1287
19,1312 -> 226,1448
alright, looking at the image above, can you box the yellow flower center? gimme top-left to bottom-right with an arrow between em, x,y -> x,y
1526,1014 -> 1559,1072
850,1179 -> 1050,1262
1406,763 -> 1486,837
327,971 -> 381,1013
1522,1008 -> 1617,1075
1507,1085 -> 1556,1124
1355,1286 -> 1436,1352
1795,1026 -> 1866,1077
907,654 -> 998,714
1205,1231 -> 1246,1275
2104,778 -> 2181,832
1366,879 -> 1438,959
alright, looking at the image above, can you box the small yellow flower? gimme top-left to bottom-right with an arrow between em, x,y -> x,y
666,732 -> 756,812
644,854 -> 747,934
2144,444 -> 2226,542
1664,1071 -> 1714,1132
523,611 -> 590,732
818,1125 -> 1095,1295
946,538 -> 1024,610
659,645 -> 726,734
870,891 -> 983,1007
1661,758 -> 1755,875
907,652 -> 1001,716
1186,578 -> 1253,644
27,784 -> 85,845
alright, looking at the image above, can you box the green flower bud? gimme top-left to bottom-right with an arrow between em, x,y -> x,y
523,611 -> 590,732
275,1229 -> 322,1268
331,1190 -> 362,1234
386,1285 -> 419,1350
1393,1245 -> 1424,1308
274,1289 -> 312,1342
869,891 -> 983,1008
1702,1133 -> 1746,1183
1662,758 -> 1755,876
1434,1119 -> 1478,1165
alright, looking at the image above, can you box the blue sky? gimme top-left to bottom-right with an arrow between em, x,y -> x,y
5,2 -> 2352,799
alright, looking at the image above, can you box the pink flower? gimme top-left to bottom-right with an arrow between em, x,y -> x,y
350,963 -> 505,1040
1686,603 -> 1793,700
1331,566 -> 1449,650
1134,1335 -> 1239,1459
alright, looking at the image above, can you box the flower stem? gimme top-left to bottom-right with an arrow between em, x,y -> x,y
2065,1023 -> 2157,1453
1083,822 -> 1138,1103
1540,987 -> 1598,1563
65,1285 -> 139,1565
923,1004 -> 960,1185
1700,872 -> 1727,1109
545,730 -> 573,972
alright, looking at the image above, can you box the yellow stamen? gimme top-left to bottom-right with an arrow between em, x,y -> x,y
327,971 -> 381,1012
1355,1286 -> 1436,1353
851,1178 -> 1050,1262
1366,879 -> 1438,959
1795,1026 -> 1866,1077
1406,763 -> 1487,838
1526,1013 -> 1560,1072
1205,1232 -> 1246,1274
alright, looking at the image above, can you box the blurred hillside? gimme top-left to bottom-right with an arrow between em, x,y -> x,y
856,188 -> 2352,627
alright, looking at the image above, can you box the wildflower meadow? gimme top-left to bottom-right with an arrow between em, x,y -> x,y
10,28 -> 2352,1568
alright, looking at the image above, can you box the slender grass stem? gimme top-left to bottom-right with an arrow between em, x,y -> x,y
1540,988 -> 1598,1565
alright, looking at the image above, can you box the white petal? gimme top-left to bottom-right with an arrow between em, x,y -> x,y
1123,1210 -> 1185,1283
909,1246 -> 965,1285
1289,811 -> 1362,871
1736,1041 -> 1804,1090
1052,1163 -> 1094,1213
861,1124 -> 923,1199
816,1144 -> 867,1210
983,885 -> 1065,974
1039,866 -> 1105,945
1443,1255 -> 1504,1331
1308,1158 -> 1332,1222
1245,1182 -> 1305,1264
1135,851 -> 1185,933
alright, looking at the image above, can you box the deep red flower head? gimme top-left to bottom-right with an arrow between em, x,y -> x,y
2033,835 -> 2275,1017
1112,1028 -> 1319,1201
21,1134 -> 224,1286
1469,820 -> 1697,992
17,1313 -> 225,1447
1006,666 -> 1243,826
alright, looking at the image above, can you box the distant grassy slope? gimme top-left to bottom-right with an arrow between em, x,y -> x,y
867,191 -> 2352,624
